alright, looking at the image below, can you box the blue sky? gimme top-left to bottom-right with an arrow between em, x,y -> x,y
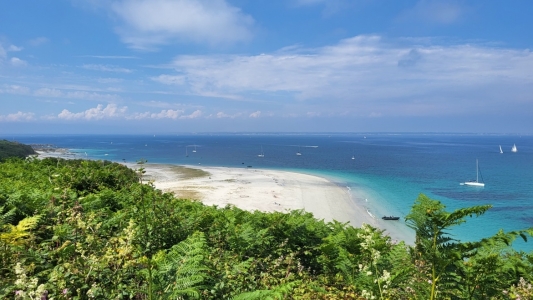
1,0 -> 532,134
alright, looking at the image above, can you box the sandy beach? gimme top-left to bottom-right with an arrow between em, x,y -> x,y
36,150 -> 414,243
138,163 -> 414,244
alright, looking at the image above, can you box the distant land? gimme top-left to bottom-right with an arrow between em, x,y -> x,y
0,140 -> 36,161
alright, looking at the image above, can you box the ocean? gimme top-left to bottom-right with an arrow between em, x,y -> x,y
9,133 -> 533,251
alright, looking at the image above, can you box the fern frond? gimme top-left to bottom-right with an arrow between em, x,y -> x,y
154,231 -> 208,299
0,214 -> 41,246
0,205 -> 16,226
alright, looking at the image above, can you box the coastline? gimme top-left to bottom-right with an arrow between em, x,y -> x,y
36,149 -> 415,244
136,163 -> 415,244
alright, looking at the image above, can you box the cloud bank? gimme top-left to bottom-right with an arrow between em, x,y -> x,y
153,35 -> 533,116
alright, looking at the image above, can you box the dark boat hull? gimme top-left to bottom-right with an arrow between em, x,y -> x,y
382,216 -> 400,220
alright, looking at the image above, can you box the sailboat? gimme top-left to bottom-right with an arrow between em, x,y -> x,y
499,145 -> 503,154
296,146 -> 302,156
463,159 -> 485,187
511,144 -> 517,153
192,145 -> 197,153
258,146 -> 264,157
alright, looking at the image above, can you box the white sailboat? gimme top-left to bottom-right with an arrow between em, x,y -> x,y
296,146 -> 302,156
511,144 -> 517,153
192,145 -> 197,153
499,145 -> 503,154
463,159 -> 485,187
258,146 -> 264,157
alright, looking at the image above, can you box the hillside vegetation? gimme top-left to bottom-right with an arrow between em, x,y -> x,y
0,140 -> 36,161
1,158 -> 532,299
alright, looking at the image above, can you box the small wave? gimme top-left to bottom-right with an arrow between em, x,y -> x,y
367,209 -> 375,219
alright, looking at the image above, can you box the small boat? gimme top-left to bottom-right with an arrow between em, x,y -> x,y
351,155 -> 355,160
511,144 -> 517,153
499,145 -> 503,154
463,159 -> 485,187
258,146 -> 264,157
296,146 -> 302,156
382,216 -> 400,220
192,145 -> 197,153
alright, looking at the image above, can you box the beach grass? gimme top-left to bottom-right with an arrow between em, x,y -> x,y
166,165 -> 210,180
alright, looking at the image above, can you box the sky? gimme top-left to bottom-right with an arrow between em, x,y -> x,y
1,0 -> 532,134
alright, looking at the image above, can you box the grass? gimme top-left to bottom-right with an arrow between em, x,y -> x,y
168,166 -> 210,180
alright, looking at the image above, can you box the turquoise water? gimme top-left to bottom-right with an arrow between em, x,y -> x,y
11,133 -> 533,251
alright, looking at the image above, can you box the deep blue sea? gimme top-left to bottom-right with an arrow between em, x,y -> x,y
8,133 -> 533,251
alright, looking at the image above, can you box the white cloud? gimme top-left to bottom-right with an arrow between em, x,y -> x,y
128,112 -> 151,120
32,87 -> 122,102
1,85 -> 31,95
0,43 -> 23,60
151,109 -> 183,119
65,90 -> 122,101
138,100 -> 188,109
128,108 -> 201,120
10,57 -> 27,67
157,34 -> 533,116
216,112 -> 230,118
249,111 -> 261,118
34,88 -> 64,97
8,45 -> 23,52
212,111 -> 243,119
82,64 -> 133,73
57,104 -> 127,120
111,0 -> 254,50
0,111 -> 35,122
182,109 -> 202,119
152,74 -> 186,85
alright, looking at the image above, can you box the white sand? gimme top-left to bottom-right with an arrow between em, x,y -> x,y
139,163 -> 414,243
36,149 -> 414,243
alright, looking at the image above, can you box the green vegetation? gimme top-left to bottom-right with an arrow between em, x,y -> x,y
1,158 -> 532,299
0,140 -> 36,161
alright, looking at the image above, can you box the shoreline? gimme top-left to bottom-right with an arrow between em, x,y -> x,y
136,163 -> 415,244
36,150 -> 415,244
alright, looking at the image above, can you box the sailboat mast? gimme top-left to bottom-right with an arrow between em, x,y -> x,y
476,159 -> 479,182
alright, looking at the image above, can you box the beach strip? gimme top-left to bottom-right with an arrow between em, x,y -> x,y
141,164 -> 414,244
35,150 -> 414,243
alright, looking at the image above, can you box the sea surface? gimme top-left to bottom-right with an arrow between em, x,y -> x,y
8,133 -> 533,251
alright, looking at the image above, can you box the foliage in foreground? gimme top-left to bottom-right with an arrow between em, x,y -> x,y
0,157 -> 532,299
